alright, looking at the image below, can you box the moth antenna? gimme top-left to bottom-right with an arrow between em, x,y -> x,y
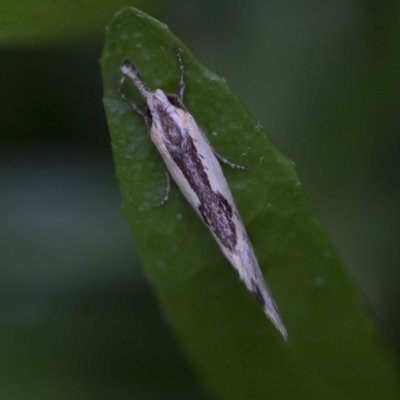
121,60 -> 151,99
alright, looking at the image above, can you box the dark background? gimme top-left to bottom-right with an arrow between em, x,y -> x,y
1,1 -> 399,398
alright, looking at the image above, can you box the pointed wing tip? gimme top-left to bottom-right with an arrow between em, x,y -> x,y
277,322 -> 289,343
250,280 -> 289,342
266,308 -> 289,343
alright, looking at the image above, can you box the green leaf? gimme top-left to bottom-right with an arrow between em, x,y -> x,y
0,0 -> 146,47
101,7 -> 400,400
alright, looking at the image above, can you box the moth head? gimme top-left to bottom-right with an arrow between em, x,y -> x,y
148,89 -> 171,113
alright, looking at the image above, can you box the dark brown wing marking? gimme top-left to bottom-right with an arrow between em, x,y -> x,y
251,280 -> 266,308
198,191 -> 236,250
157,108 -> 238,251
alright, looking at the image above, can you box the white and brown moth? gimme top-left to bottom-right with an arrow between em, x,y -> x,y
117,48 -> 288,341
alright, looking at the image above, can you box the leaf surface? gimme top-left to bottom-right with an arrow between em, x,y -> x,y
101,7 -> 400,400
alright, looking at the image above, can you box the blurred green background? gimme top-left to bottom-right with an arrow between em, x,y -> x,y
1,1 -> 399,399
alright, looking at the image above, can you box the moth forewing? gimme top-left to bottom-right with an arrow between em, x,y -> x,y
118,50 -> 288,341
149,108 -> 202,209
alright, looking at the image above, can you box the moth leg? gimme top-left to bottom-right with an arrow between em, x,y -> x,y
155,168 -> 171,207
174,47 -> 185,102
213,149 -> 247,170
196,123 -> 247,170
117,76 -> 152,128
166,93 -> 188,112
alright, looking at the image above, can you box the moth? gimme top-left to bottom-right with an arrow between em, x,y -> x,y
117,48 -> 288,341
